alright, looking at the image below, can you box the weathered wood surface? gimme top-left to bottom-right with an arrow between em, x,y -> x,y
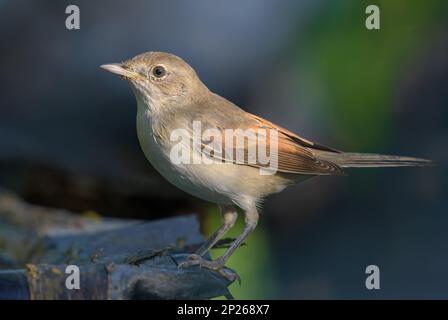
0,190 -> 236,299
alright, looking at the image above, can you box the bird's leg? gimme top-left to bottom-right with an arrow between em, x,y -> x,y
195,204 -> 238,257
214,207 -> 258,266
179,206 -> 258,281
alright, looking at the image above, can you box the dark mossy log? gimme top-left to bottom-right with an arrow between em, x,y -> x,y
0,190 -> 236,299
1,254 -> 233,299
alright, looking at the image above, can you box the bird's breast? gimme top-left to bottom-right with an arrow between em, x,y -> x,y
136,109 -> 173,173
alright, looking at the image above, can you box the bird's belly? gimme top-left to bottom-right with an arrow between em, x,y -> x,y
136,111 -> 234,204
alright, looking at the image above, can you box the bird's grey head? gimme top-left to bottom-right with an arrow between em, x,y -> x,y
101,52 -> 209,110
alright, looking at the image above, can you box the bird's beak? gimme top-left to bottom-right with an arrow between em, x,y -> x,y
100,63 -> 141,79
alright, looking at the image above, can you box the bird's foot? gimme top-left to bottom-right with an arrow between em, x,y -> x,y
178,254 -> 238,282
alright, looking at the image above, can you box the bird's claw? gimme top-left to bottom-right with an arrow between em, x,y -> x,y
178,254 -> 238,282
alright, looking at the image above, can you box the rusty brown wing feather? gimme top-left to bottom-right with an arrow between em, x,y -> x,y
187,93 -> 344,175
197,110 -> 344,175
245,113 -> 345,175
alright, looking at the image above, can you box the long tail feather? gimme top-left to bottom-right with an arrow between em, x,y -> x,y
316,152 -> 433,168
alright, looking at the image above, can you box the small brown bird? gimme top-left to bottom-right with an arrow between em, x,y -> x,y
101,52 -> 431,277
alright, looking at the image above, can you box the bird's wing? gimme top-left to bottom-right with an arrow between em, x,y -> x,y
247,113 -> 341,153
190,95 -> 344,176
236,112 -> 344,175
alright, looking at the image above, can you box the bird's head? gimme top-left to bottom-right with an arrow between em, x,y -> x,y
101,52 -> 208,110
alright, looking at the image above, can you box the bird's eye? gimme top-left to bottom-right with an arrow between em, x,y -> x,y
152,65 -> 166,78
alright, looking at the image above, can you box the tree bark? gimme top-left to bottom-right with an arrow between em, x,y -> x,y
0,190 -> 235,299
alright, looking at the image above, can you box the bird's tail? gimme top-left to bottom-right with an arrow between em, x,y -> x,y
316,151 -> 433,168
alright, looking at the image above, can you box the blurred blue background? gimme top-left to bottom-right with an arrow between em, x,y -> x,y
0,0 -> 447,299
